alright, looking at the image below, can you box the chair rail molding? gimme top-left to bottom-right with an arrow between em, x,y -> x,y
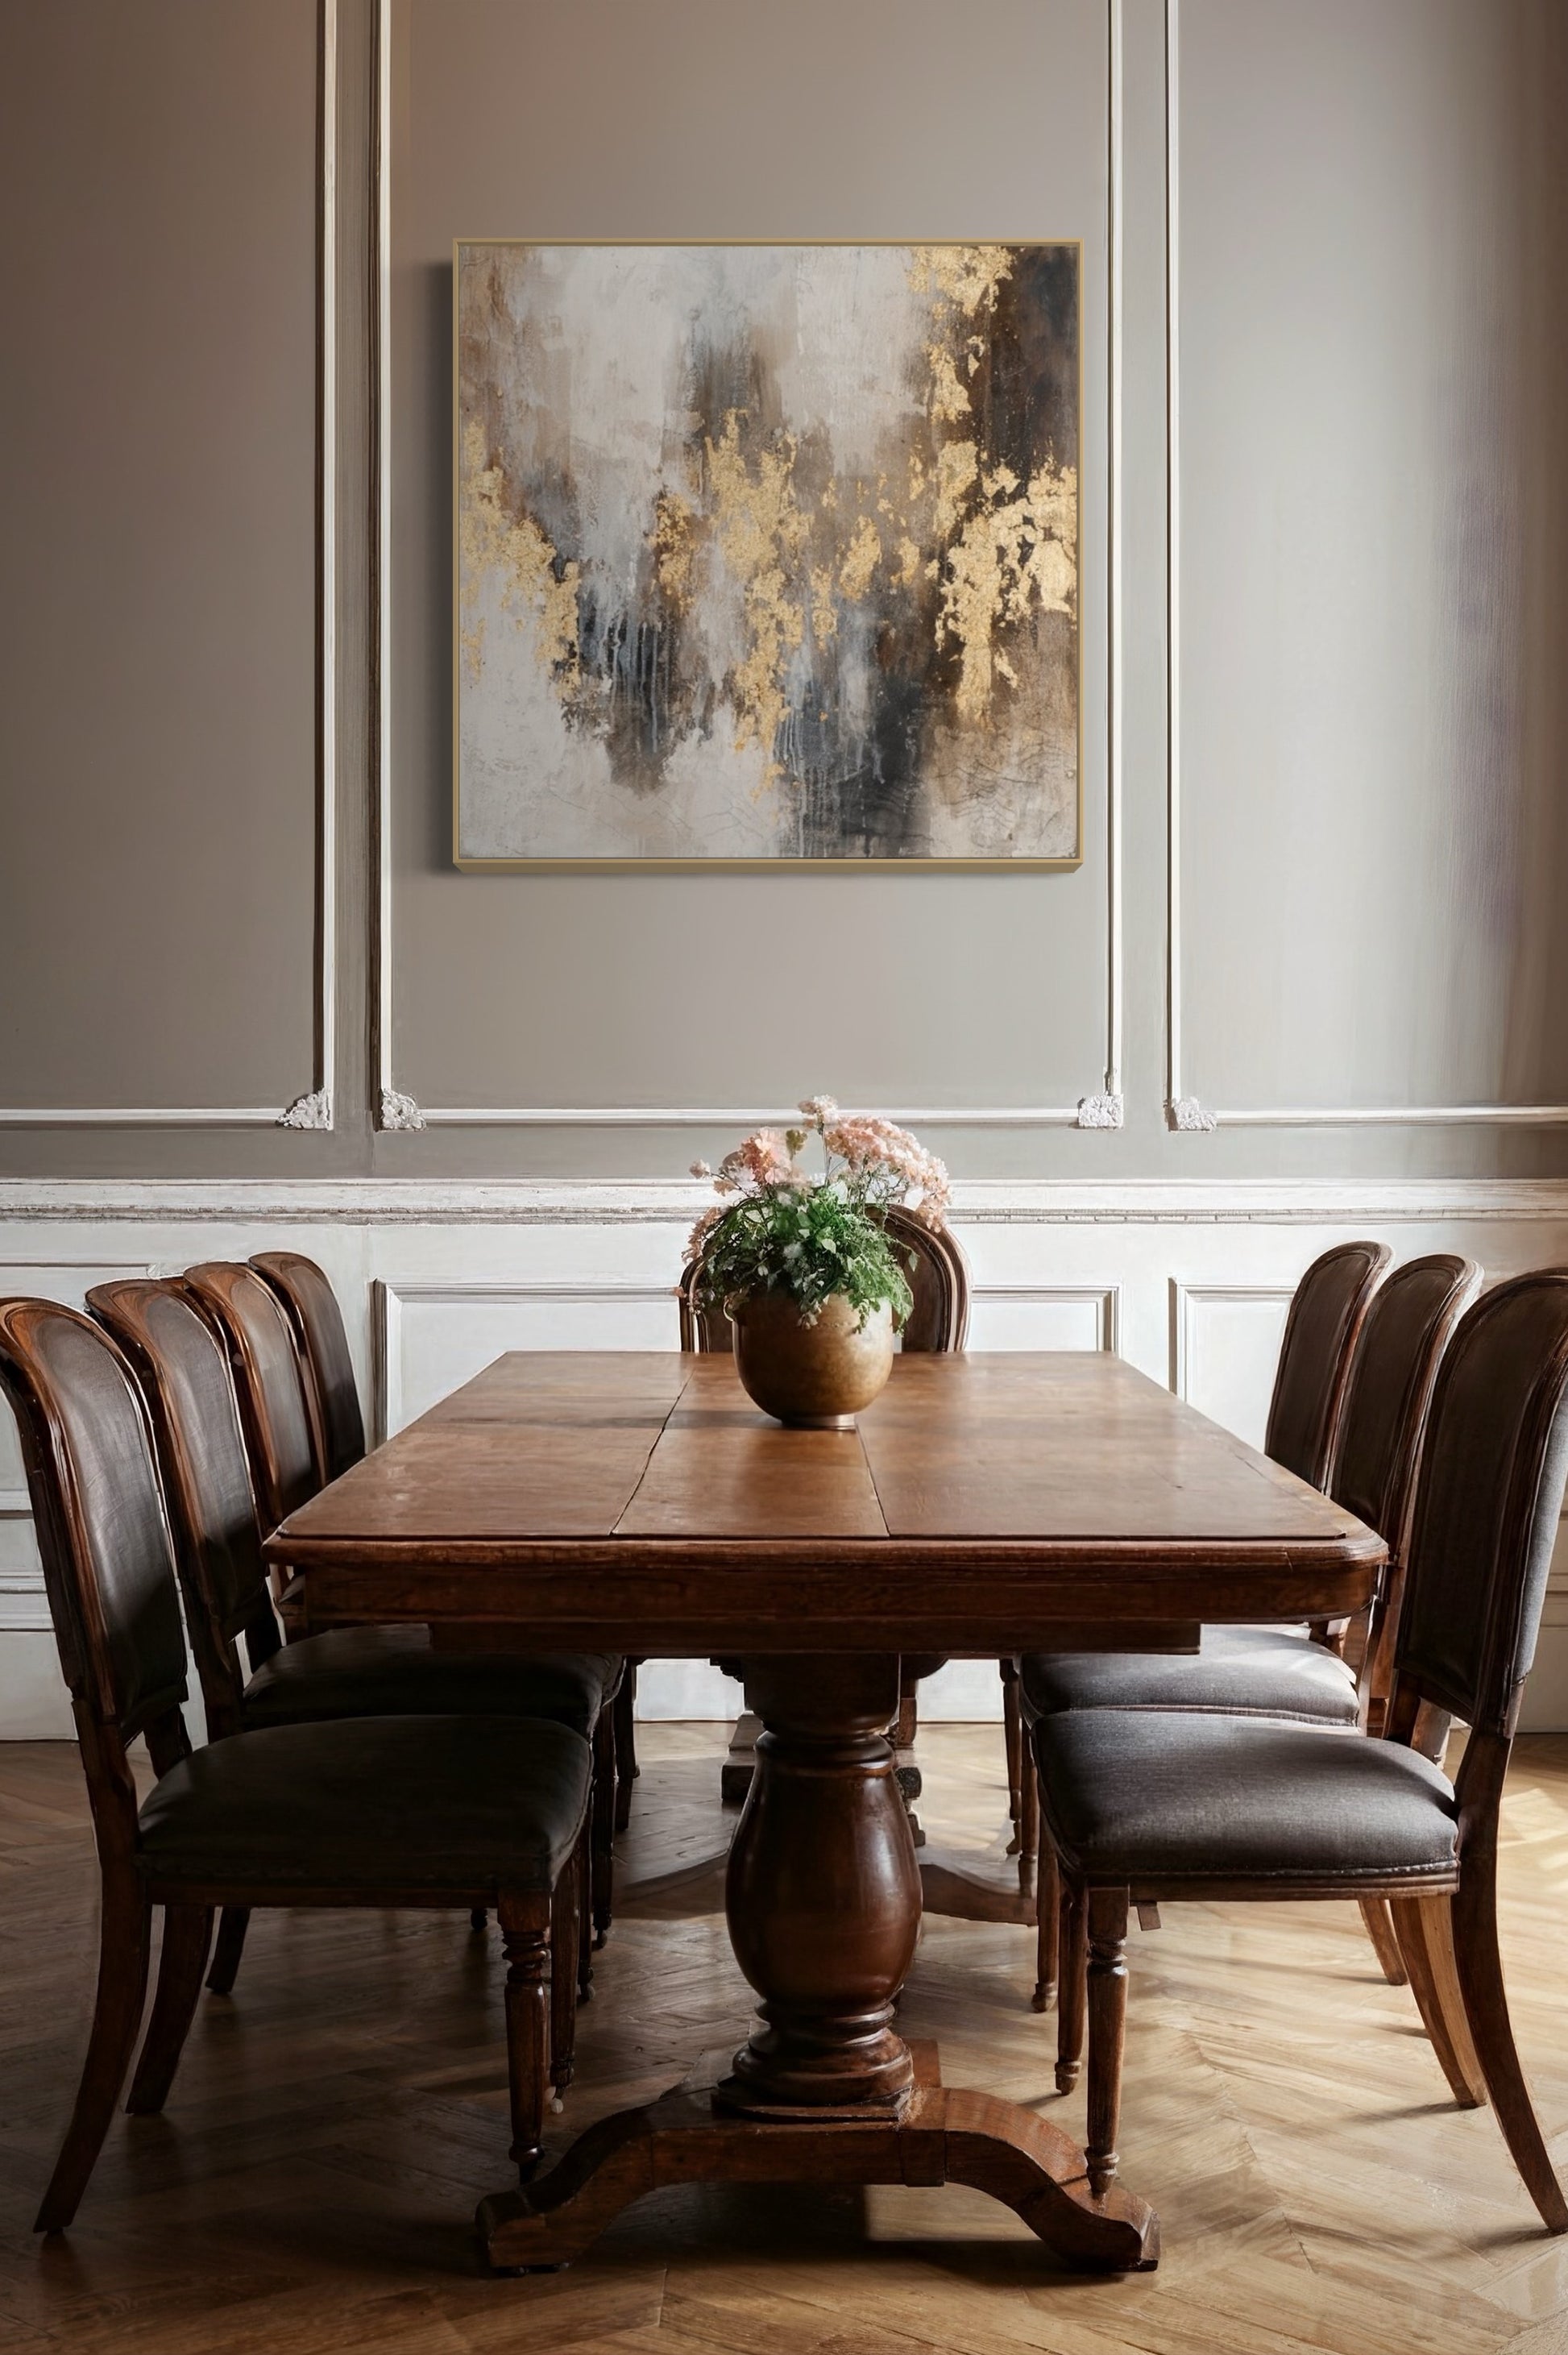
1159,0 -> 1568,1136
6,1176 -> 1568,1226
370,0 -> 1127,1136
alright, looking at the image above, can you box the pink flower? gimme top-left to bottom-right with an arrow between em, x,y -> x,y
716,1128 -> 796,1192
823,1115 -> 951,1227
798,1095 -> 838,1127
686,1203 -> 726,1256
690,1159 -> 712,1179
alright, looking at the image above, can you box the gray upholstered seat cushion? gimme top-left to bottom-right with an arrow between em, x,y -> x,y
1033,1709 -> 1458,1888
242,1626 -> 619,1738
137,1714 -> 592,1893
1020,1626 -> 1360,1726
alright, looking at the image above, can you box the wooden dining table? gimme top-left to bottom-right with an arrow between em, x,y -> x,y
266,1347 -> 1385,2275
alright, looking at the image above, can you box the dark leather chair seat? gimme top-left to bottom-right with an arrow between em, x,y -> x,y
1021,1626 -> 1360,1726
138,1715 -> 592,1894
1034,1709 -> 1458,1888
241,1626 -> 620,1739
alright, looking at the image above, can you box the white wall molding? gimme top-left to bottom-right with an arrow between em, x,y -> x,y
1160,0 -> 1568,1136
1169,1278 -> 1294,1402
974,1282 -> 1120,1353
0,0 -> 338,1136
6,1189 -> 1568,1732
7,1176 -> 1568,1227
371,0 -> 1124,1138
375,1276 -> 679,1440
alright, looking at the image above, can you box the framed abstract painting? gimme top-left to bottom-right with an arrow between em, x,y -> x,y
454,240 -> 1080,868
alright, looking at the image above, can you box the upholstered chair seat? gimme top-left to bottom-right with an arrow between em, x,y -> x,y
137,1713 -> 592,1894
1021,1625 -> 1361,1728
239,1627 -> 620,1741
1033,1709 -> 1458,1888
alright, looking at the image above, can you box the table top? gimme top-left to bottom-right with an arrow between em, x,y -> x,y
267,1352 -> 1383,1655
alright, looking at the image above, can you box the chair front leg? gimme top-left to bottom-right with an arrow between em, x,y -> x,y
1056,1874 -> 1088,2094
1085,1887 -> 1130,2198
550,1853 -> 579,2106
1001,1660 -> 1023,1827
612,1666 -> 638,1833
498,1892 -> 552,2178
1452,1864 -> 1568,2231
35,1872 -> 151,2232
1033,1838 -> 1060,2013
591,1709 -> 616,1948
127,1904 -> 214,2114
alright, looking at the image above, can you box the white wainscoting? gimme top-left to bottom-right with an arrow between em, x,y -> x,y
3,1178 -> 1567,1738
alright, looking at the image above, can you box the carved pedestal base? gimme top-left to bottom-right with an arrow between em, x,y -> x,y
479,1655 -> 1159,2275
477,2048 -> 1158,2274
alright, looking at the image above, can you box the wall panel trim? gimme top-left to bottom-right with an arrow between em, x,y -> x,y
372,0 -> 1125,1136
1160,0 -> 1568,1136
0,0 -> 340,1134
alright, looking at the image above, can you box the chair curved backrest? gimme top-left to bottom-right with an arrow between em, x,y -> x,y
1396,1269 -> 1568,1739
181,1263 -> 321,1532
1332,1255 -> 1481,1557
1265,1241 -> 1392,1488
250,1252 -> 365,1484
0,1299 -> 187,1746
88,1278 -> 281,1732
678,1205 -> 970,1356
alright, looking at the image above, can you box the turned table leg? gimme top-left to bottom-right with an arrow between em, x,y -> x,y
720,1655 -> 920,2115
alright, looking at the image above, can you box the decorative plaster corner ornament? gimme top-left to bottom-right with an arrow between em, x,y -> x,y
380,1089 -> 427,1132
1075,1092 -> 1124,1131
277,1088 -> 332,1131
1171,1097 -> 1217,1132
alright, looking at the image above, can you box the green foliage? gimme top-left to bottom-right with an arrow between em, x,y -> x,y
692,1182 -> 915,1331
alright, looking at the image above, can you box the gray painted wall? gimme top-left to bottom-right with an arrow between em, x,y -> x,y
2,0 -> 1566,1184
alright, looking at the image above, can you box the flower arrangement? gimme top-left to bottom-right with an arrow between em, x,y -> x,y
687,1098 -> 952,1331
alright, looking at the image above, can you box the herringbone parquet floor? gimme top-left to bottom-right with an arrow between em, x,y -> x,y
2,1724 -> 1567,2354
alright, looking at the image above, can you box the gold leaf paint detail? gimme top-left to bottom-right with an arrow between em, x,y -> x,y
838,515 -> 881,603
704,411 -> 808,771
650,489 -> 696,606
908,244 -> 1014,318
459,421 -> 579,686
932,439 -> 978,541
937,460 -> 1078,722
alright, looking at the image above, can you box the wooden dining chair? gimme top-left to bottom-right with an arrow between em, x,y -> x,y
247,1247 -> 629,1957
671,1206 -> 972,1825
249,1249 -> 366,1485
129,1269 -> 621,1989
1022,1238 -> 1405,2001
1033,1269 -> 1568,2232
0,1298 -> 593,2234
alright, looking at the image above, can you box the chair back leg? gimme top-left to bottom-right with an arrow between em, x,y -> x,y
127,1904 -> 214,2115
1388,1893 -> 1486,2107
35,1876 -> 152,2232
205,1904 -> 251,1994
1357,1896 -> 1407,1986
